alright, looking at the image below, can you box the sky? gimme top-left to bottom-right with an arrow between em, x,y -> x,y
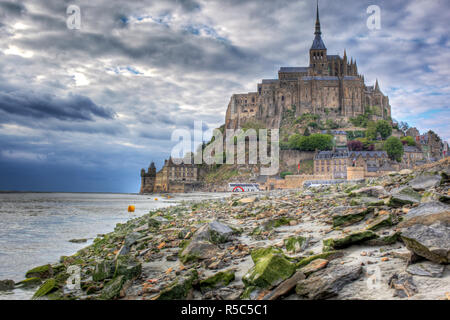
0,0 -> 448,193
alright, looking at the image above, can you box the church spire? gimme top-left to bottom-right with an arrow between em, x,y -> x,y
315,0 -> 321,36
310,0 -> 326,50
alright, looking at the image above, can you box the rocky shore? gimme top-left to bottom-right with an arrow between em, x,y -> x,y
2,159 -> 449,300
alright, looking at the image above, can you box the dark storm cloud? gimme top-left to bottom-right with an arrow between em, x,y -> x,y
0,1 -> 26,16
0,90 -> 115,121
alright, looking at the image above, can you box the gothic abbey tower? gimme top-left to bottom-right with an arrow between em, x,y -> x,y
225,2 -> 391,130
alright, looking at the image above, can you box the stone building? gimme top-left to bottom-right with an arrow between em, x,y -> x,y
314,148 -> 390,179
419,131 -> 444,161
140,157 -> 200,194
402,146 -> 425,168
225,3 -> 391,131
314,147 -> 349,179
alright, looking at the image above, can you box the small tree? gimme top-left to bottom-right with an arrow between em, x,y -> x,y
365,121 -> 377,140
401,136 -> 416,146
384,136 -> 404,162
376,120 -> 392,140
303,127 -> 311,136
347,140 -> 364,151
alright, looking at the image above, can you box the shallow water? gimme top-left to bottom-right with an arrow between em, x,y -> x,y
0,192 -> 229,299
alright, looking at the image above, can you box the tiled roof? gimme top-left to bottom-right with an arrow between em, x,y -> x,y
404,146 -> 422,153
348,151 -> 387,158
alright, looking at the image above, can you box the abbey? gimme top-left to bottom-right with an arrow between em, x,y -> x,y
225,3 -> 391,130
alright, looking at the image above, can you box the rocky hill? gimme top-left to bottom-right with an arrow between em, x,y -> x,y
12,159 -> 449,300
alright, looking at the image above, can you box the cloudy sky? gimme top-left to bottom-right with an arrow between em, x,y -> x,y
0,0 -> 448,192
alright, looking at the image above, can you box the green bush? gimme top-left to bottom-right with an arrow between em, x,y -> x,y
288,133 -> 333,151
376,120 -> 392,140
401,136 -> 416,146
384,136 -> 404,162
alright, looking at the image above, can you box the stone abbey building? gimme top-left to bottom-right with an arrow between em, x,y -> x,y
140,158 -> 200,194
225,3 -> 392,130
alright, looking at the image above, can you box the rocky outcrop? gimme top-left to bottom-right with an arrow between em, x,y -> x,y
388,187 -> 421,207
295,261 -> 362,299
242,247 -> 295,290
399,201 -> 450,228
401,222 -> 449,264
409,173 -> 442,191
0,279 -> 15,291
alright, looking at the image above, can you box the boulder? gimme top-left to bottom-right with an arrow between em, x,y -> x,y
199,270 -> 235,292
409,173 -> 442,191
350,186 -> 387,198
32,278 -> 57,299
15,277 -> 42,289
114,256 -> 142,280
156,270 -> 198,300
242,247 -> 295,289
0,279 -> 15,291
284,236 -> 307,254
323,231 -> 378,250
179,240 -> 218,264
295,261 -> 362,299
148,216 -> 169,228
399,169 -> 413,175
25,264 -> 53,279
92,260 -> 116,282
398,201 -> 450,228
401,222 -> 449,264
331,206 -> 374,228
100,275 -> 126,300
366,214 -> 393,231
406,261 -> 445,278
262,271 -> 306,300
295,251 -> 344,269
299,259 -> 328,276
193,221 -> 234,244
388,187 -> 421,207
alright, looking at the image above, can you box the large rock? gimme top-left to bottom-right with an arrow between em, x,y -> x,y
242,247 -> 295,289
399,201 -> 450,228
156,270 -> 198,300
366,214 -> 393,231
25,264 -> 53,279
193,221 -> 234,244
100,275 -> 126,300
406,261 -> 445,278
114,256 -> 142,280
323,231 -> 378,250
401,222 -> 449,264
0,279 -> 15,291
179,240 -> 218,263
32,278 -> 57,299
93,260 -> 116,282
409,173 -> 442,191
331,206 -> 374,228
388,187 -> 421,208
350,186 -> 387,198
295,261 -> 362,299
